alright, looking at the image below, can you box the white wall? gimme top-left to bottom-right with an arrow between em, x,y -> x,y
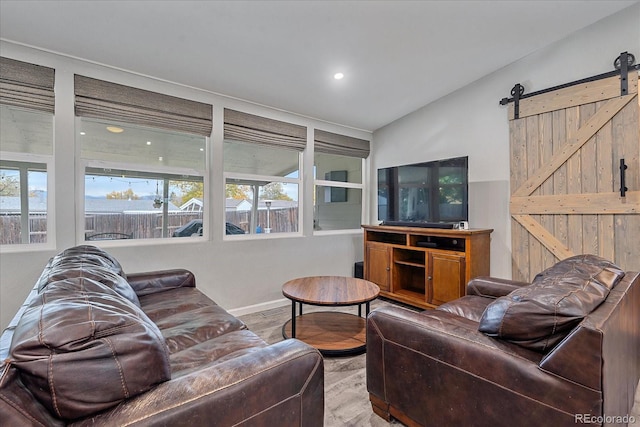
0,42 -> 369,330
370,4 -> 640,280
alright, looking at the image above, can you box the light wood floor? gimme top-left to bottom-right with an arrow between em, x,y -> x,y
239,299 -> 640,427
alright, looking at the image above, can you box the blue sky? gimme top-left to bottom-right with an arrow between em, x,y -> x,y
2,169 -> 298,201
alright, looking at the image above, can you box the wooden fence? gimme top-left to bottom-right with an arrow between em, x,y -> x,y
227,207 -> 299,233
85,212 -> 203,239
0,214 -> 47,244
0,207 -> 299,243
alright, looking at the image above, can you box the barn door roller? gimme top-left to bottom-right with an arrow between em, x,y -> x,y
500,51 -> 638,119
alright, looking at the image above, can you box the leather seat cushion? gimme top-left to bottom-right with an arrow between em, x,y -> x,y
139,287 -> 246,353
9,277 -> 170,421
170,330 -> 268,377
478,255 -> 625,352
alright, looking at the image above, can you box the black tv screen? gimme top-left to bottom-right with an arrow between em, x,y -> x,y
378,156 -> 468,227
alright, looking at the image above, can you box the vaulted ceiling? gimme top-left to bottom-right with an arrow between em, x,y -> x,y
0,1 -> 636,131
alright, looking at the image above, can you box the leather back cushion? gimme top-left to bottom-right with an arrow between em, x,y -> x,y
478,255 -> 625,352
39,266 -> 141,307
40,245 -> 128,286
10,277 -> 170,421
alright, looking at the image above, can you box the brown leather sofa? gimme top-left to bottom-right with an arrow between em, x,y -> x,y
0,245 -> 324,426
366,254 -> 640,427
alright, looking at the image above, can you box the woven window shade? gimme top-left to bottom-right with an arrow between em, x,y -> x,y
224,108 -> 306,151
0,57 -> 55,114
74,75 -> 212,136
314,129 -> 370,158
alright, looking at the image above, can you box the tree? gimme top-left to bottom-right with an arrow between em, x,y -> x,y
260,182 -> 292,201
0,173 -> 20,196
106,188 -> 139,200
226,184 -> 252,200
172,181 -> 204,205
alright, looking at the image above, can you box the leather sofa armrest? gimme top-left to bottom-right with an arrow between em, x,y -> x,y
466,276 -> 530,298
126,269 -> 196,296
366,306 -> 599,425
73,339 -> 324,427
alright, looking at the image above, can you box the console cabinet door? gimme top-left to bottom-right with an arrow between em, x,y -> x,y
365,242 -> 391,292
429,252 -> 465,305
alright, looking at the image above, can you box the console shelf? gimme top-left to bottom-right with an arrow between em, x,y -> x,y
363,225 -> 492,310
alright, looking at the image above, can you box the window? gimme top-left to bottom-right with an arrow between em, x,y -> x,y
84,165 -> 204,240
0,160 -> 48,244
313,130 -> 369,231
0,58 -> 54,247
75,75 -> 212,241
223,109 -> 305,236
79,118 -> 206,241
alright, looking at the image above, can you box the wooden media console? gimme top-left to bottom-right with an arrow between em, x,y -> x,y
363,225 -> 492,309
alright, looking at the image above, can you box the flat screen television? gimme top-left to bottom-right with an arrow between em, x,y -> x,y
378,156 -> 468,228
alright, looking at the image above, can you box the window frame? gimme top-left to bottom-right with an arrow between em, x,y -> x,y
0,151 -> 55,252
77,155 -> 208,246
223,153 -> 303,240
312,156 -> 367,235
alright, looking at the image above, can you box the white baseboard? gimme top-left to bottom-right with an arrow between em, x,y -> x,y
228,298 -> 290,317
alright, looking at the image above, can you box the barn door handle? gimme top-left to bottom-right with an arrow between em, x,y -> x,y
620,158 -> 628,197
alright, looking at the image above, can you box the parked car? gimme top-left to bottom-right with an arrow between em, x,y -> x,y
172,219 -> 245,237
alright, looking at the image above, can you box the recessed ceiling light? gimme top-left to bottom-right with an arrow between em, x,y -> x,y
146,141 -> 152,145
80,131 -> 86,136
106,126 -> 124,134
334,72 -> 344,80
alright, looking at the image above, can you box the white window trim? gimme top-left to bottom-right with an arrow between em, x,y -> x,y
223,154 -> 303,240
0,151 -> 56,253
312,157 -> 367,235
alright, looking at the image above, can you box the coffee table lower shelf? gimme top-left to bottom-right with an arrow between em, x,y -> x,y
282,311 -> 367,356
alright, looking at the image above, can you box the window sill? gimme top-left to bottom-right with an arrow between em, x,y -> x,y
312,228 -> 364,236
224,231 -> 303,241
0,242 -> 57,254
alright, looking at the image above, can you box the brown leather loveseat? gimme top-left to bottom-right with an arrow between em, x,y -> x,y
366,255 -> 640,426
0,245 -> 324,426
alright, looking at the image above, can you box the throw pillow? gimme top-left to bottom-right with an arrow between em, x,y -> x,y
478,255 -> 625,352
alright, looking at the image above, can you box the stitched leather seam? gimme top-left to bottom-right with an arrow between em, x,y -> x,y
537,364 -> 601,391
368,319 -> 387,400
103,336 -> 130,399
385,339 -> 596,416
298,353 -> 322,395
373,312 -> 539,364
497,284 -> 535,337
541,266 -> 606,352
117,346 -> 320,426
0,389 -> 49,427
48,353 -> 61,418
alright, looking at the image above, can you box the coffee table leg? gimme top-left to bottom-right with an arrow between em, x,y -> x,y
291,300 -> 296,338
366,301 -> 370,316
358,304 -> 362,317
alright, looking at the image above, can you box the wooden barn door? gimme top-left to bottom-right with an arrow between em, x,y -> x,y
509,73 -> 639,281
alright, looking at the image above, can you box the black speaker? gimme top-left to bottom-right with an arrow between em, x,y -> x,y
354,261 -> 364,279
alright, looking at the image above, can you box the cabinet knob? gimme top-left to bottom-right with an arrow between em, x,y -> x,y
428,276 -> 433,280
386,267 -> 390,271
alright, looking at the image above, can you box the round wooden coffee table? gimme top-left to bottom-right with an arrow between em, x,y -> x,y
282,276 -> 380,356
